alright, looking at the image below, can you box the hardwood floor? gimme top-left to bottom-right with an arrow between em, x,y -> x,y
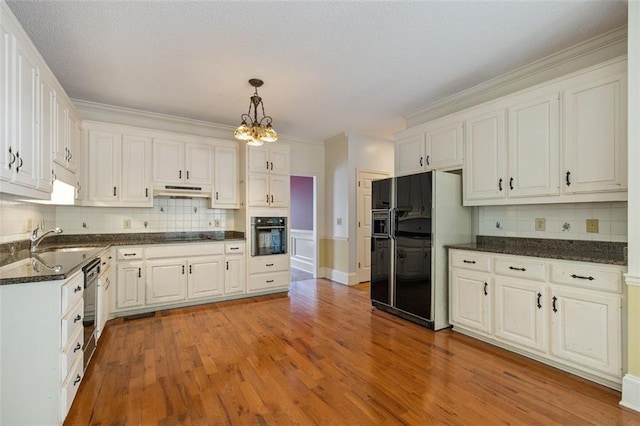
66,279 -> 640,425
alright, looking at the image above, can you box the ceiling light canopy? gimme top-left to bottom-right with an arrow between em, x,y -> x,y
234,78 -> 278,146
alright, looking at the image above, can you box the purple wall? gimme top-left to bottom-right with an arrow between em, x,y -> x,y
290,176 -> 314,230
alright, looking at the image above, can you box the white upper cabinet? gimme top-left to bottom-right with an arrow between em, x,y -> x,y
86,127 -> 152,207
507,91 -> 560,198
246,144 -> 290,208
562,65 -> 627,195
248,145 -> 290,175
464,107 -> 506,202
152,138 -> 212,186
395,118 -> 464,176
212,144 -> 239,208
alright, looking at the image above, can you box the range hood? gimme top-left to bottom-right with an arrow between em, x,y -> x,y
153,185 -> 212,199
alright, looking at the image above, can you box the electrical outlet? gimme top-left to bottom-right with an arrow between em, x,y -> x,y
535,218 -> 546,232
337,218 -> 342,225
123,219 -> 132,229
214,219 -> 221,228
586,219 -> 599,233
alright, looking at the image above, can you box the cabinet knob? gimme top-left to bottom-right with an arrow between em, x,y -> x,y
73,374 -> 82,386
74,342 -> 81,353
74,314 -> 82,323
74,285 -> 82,293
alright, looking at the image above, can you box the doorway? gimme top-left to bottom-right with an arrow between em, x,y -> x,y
290,175 -> 317,278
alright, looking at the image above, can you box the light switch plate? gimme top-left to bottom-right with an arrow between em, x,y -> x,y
123,219 -> 131,229
535,218 -> 546,232
586,219 -> 599,233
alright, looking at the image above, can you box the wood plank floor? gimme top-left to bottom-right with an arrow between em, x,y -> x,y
66,279 -> 640,425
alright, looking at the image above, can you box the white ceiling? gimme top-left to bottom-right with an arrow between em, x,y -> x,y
6,1 -> 628,142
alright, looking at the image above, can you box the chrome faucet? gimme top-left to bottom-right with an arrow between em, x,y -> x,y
30,226 -> 63,252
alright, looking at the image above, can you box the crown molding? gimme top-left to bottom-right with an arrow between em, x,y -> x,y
406,26 -> 628,128
72,99 -> 321,145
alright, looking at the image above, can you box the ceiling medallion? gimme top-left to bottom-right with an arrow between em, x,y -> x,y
233,78 -> 278,146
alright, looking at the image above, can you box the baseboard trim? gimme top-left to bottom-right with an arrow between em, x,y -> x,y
322,268 -> 358,286
621,374 -> 640,412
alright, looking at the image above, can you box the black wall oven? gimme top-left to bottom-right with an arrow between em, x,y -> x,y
251,217 -> 287,256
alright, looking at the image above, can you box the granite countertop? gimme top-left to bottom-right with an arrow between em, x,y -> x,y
0,231 -> 245,285
447,236 -> 627,266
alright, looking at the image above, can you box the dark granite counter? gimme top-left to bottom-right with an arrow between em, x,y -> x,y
0,231 -> 245,285
447,235 -> 627,266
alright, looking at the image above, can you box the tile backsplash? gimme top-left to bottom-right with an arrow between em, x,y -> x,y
479,202 -> 627,242
0,193 -> 235,244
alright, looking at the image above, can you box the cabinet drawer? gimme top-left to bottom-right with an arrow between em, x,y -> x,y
60,327 -> 83,383
451,250 -> 492,272
225,242 -> 245,254
495,257 -> 546,281
550,264 -> 622,293
61,272 -> 84,314
248,271 -> 290,292
146,243 -> 224,259
117,247 -> 144,260
61,299 -> 83,348
60,356 -> 83,421
250,255 -> 289,274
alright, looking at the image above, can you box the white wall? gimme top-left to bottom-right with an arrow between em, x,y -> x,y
324,133 -> 349,239
479,202 -> 627,242
289,138 -> 325,239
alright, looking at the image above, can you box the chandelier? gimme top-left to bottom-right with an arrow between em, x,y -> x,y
233,78 -> 278,146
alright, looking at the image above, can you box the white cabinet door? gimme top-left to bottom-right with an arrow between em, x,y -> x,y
53,92 -> 68,168
213,144 -> 239,208
121,135 -> 151,205
152,138 -> 183,184
184,143 -> 212,185
146,259 -> 187,305
38,76 -> 55,192
12,39 -> 39,189
269,145 -> 290,175
563,72 -> 627,194
450,269 -> 492,335
426,121 -> 464,170
66,110 -> 79,173
494,277 -> 546,353
247,146 -> 270,174
395,134 -> 425,176
225,255 -> 245,295
269,175 -> 290,208
248,173 -> 270,207
0,21 -> 12,182
116,262 -> 145,309
187,256 -> 224,299
87,131 -> 120,203
549,286 -> 621,378
247,145 -> 289,175
464,109 -> 506,202
507,92 -> 560,198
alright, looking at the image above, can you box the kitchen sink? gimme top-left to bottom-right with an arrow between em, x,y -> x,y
37,246 -> 104,254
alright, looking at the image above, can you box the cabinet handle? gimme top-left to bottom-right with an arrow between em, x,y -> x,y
498,178 -> 503,192
145,188 -> 149,197
187,171 -> 190,180
179,170 -> 182,179
182,265 -> 185,275
266,161 -> 269,170
230,247 -> 239,250
215,191 -> 219,200
266,194 -> 270,203
15,152 -> 22,173
189,264 -> 192,274
570,274 -> 594,281
124,253 -> 137,257
270,162 -> 273,171
74,285 -> 82,293
226,261 -> 229,270
565,171 -> 571,187
483,282 -> 488,296
74,314 -> 82,323
552,296 -> 558,313
77,182 -> 82,192
74,342 -> 82,353
463,260 -> 476,264
51,169 -> 56,183
73,374 -> 82,386
508,266 -> 526,272
266,280 -> 274,283
536,293 -> 542,309
419,157 -> 423,167
68,150 -> 72,161
138,268 -> 141,278
8,147 -> 15,169
113,186 -> 117,196
271,194 -> 274,203
509,177 -> 514,190
426,155 -> 430,166
266,263 -> 274,267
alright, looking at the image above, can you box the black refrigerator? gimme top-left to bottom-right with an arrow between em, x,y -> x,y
371,171 -> 470,330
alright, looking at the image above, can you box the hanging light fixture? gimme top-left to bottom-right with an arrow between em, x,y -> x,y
233,78 -> 278,146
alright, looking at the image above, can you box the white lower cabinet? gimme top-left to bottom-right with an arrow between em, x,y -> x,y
248,254 -> 290,293
113,242 -> 248,315
449,249 -> 624,389
0,271 -> 85,425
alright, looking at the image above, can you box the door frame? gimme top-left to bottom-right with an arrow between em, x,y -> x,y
289,174 -> 318,278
